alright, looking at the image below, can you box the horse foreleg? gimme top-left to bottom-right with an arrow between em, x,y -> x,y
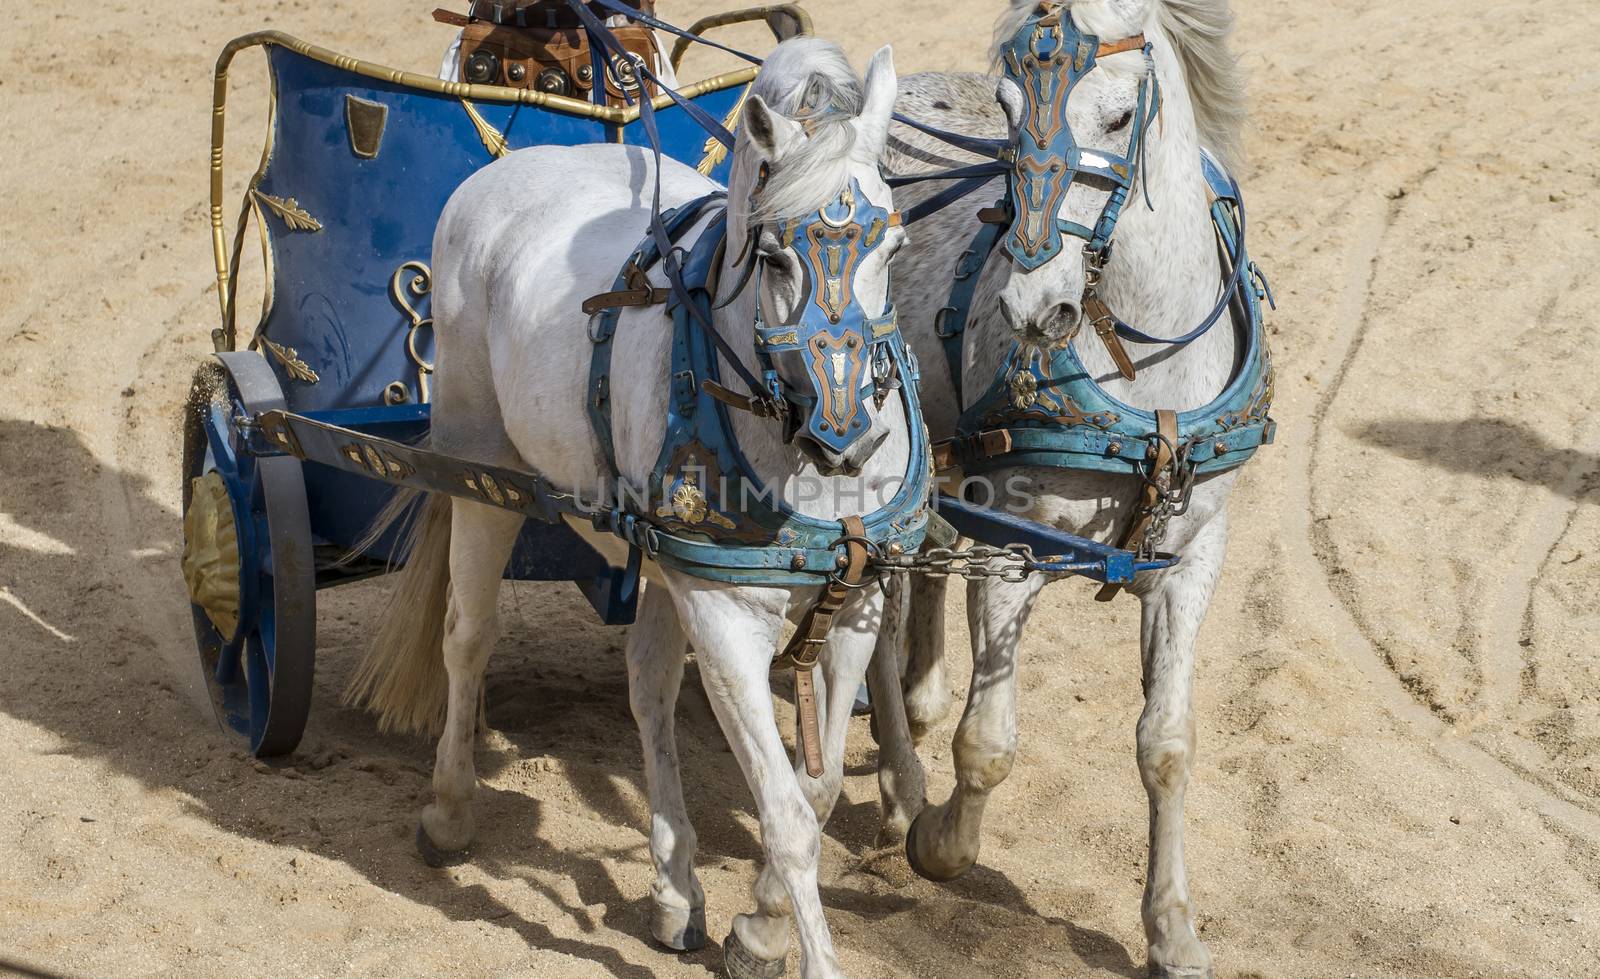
418,500 -> 523,864
906,571 -> 1045,881
867,576 -> 925,846
1137,513 -> 1226,979
676,582 -> 841,979
799,584 -> 884,825
901,572 -> 951,742
624,583 -> 705,952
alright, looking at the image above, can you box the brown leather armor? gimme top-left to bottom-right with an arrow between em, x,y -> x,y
434,2 -> 662,108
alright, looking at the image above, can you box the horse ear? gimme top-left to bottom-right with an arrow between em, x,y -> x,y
742,94 -> 802,160
995,78 -> 1024,132
856,45 -> 897,158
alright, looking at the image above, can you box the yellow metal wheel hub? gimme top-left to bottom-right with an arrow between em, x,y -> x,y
181,470 -> 242,637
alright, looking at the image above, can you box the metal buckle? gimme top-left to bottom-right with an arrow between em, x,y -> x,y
934,306 -> 962,338
953,247 -> 982,280
826,533 -> 881,589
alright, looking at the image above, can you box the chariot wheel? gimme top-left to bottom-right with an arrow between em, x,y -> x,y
180,352 -> 316,757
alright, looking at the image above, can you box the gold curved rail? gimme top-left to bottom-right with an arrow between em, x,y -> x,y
208,29 -> 764,348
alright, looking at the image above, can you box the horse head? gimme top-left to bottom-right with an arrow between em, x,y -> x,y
989,0 -> 1161,348
725,40 -> 905,476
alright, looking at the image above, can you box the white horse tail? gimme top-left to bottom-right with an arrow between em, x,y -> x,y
342,491 -> 454,735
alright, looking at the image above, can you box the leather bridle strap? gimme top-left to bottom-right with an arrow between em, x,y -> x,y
1083,288 -> 1138,381
774,514 -> 869,778
1096,408 -> 1177,602
1096,33 -> 1147,58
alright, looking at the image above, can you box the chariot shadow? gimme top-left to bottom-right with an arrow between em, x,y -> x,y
0,419 -> 949,977
1355,417 -> 1599,500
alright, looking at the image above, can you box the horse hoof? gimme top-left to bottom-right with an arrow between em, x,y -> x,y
651,901 -> 707,952
415,824 -> 470,868
723,929 -> 785,979
904,809 -> 971,882
1148,966 -> 1213,979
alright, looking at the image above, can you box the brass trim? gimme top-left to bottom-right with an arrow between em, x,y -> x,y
261,336 -> 320,383
343,442 -> 415,481
250,190 -> 323,232
345,94 -> 389,159
208,29 -> 759,347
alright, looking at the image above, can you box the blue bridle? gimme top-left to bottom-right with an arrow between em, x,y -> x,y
735,177 -> 904,456
995,3 -> 1160,271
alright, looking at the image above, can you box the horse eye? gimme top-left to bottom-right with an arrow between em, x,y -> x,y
1107,108 -> 1135,133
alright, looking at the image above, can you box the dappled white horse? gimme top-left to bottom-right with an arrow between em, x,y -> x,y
350,38 -> 908,979
875,0 -> 1261,976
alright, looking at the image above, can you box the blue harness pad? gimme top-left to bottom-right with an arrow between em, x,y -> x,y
951,152 -> 1275,477
587,194 -> 933,586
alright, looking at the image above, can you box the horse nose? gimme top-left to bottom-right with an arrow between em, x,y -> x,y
999,294 -> 1023,333
795,433 -> 851,476
1023,301 -> 1081,344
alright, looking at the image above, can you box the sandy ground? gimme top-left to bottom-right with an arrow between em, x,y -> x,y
3,0 -> 1599,976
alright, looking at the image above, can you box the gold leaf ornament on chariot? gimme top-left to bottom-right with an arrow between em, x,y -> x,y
1009,369 -> 1039,409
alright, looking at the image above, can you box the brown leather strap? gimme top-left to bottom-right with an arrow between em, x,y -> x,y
776,515 -> 869,778
977,206 -> 1009,225
1096,33 -> 1147,58
931,429 -> 1012,472
433,8 -> 472,26
1096,409 -> 1177,602
581,264 -> 669,316
793,669 -> 823,777
1084,291 -> 1136,381
700,380 -> 786,420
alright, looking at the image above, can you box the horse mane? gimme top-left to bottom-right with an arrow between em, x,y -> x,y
743,38 -> 866,221
990,0 -> 1247,171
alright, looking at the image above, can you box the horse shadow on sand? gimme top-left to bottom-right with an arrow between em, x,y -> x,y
0,408 -> 1138,978
1355,417 -> 1600,502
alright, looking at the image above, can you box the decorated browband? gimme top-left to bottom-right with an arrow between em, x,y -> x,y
997,2 -> 1161,270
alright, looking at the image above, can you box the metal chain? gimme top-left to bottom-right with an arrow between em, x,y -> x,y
1133,437 -> 1197,558
873,543 -> 1060,582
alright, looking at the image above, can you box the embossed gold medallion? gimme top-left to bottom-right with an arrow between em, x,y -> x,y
1009,369 -> 1039,409
671,482 -> 709,525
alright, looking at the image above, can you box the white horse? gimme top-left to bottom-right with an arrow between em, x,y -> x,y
873,1 -> 1253,976
349,39 -> 906,979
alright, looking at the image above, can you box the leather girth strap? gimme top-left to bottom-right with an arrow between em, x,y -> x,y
775,515 -> 869,778
1096,408 -> 1177,602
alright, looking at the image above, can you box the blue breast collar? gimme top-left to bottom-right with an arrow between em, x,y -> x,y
946,152 -> 1275,477
587,193 -> 932,586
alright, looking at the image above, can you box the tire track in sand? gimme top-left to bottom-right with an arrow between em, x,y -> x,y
1304,165 -> 1457,723
1286,168 -> 1600,839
